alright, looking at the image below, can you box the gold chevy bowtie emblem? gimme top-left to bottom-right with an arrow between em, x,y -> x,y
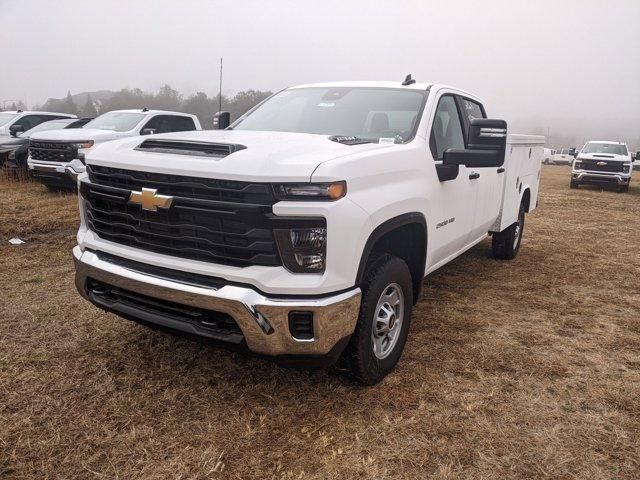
596,161 -> 607,166
129,187 -> 173,212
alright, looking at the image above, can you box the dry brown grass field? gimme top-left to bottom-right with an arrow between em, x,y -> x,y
1,167 -> 639,479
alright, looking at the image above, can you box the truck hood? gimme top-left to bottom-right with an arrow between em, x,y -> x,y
0,136 -> 26,149
30,128 -> 126,143
577,152 -> 630,162
86,130 -> 393,182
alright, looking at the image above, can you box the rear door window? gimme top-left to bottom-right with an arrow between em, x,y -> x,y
142,115 -> 196,134
457,97 -> 486,144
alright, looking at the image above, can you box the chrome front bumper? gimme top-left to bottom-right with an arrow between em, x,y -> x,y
27,158 -> 70,174
73,247 -> 361,357
572,170 -> 630,185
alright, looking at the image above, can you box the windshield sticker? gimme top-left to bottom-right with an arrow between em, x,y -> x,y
378,137 -> 396,145
316,102 -> 335,108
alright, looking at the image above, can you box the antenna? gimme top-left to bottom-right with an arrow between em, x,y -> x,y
402,74 -> 416,86
218,57 -> 223,112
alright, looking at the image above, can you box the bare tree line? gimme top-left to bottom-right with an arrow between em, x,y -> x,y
25,85 -> 273,129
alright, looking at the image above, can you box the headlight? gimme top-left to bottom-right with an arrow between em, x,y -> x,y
273,181 -> 346,201
623,163 -> 630,174
7,149 -> 17,160
274,226 -> 327,273
70,141 -> 94,150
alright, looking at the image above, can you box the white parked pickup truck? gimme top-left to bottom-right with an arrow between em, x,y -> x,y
27,109 -> 201,190
549,148 -> 575,165
70,80 -> 543,384
0,110 -> 77,137
571,141 -> 634,192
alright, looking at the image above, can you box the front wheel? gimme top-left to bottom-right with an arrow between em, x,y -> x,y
492,203 -> 525,260
570,180 -> 579,189
343,255 -> 413,385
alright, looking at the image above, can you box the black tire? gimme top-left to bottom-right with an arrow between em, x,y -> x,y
492,203 -> 525,260
618,184 -> 629,193
570,180 -> 579,189
343,254 -> 413,385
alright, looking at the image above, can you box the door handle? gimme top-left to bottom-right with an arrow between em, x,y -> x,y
469,172 -> 480,180
497,167 -> 505,173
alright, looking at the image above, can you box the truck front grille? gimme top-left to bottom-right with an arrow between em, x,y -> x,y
579,160 -> 624,173
88,165 -> 276,204
81,166 -> 325,268
29,141 -> 77,162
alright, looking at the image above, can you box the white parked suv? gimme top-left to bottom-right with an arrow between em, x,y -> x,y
27,109 -> 201,190
571,141 -> 634,192
70,80 -> 543,384
0,110 -> 76,137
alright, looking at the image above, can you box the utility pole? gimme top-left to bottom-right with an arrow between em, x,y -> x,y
219,57 -> 223,112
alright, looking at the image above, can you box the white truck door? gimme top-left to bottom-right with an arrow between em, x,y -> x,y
426,93 -> 477,264
456,96 -> 503,239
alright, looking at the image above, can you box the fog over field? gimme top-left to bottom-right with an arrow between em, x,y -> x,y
0,0 -> 638,147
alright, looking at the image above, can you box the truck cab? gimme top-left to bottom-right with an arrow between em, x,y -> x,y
27,109 -> 202,190
70,80 -> 543,384
570,141 -> 633,192
0,110 -> 77,137
550,148 -> 574,165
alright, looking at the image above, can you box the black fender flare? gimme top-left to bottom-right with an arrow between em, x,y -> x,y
355,212 -> 428,299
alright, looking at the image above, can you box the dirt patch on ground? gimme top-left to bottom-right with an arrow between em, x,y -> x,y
1,168 -> 639,479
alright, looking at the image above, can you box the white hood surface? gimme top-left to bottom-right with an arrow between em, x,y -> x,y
30,128 -> 126,143
578,152 -> 629,162
86,130 -> 395,182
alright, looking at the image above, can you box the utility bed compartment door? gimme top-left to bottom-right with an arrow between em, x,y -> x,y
490,135 -> 544,233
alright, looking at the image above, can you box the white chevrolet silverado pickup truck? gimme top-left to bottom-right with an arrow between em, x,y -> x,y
570,141 -> 635,192
28,109 -> 201,190
70,80 -> 543,384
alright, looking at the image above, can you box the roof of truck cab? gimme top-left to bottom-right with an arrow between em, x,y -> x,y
1,110 -> 76,117
586,140 -> 627,145
289,81 -> 433,91
110,109 -> 196,116
287,81 -> 481,101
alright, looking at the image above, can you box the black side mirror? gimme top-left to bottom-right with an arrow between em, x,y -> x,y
443,118 -> 507,168
141,128 -> 157,136
213,111 -> 231,129
9,124 -> 24,137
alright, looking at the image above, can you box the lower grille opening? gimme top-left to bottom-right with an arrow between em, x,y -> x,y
288,311 -> 314,340
87,278 -> 243,342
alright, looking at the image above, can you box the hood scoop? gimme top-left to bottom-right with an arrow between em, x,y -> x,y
136,139 -> 246,158
593,154 -> 615,158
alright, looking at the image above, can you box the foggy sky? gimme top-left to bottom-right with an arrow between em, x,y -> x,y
1,0 -> 639,147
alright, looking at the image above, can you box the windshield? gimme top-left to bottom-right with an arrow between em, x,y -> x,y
0,113 -> 18,127
582,142 -> 628,156
84,111 -> 145,132
233,87 -> 428,143
22,120 -> 74,137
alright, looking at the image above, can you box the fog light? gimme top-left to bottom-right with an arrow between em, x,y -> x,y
288,311 -> 314,340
